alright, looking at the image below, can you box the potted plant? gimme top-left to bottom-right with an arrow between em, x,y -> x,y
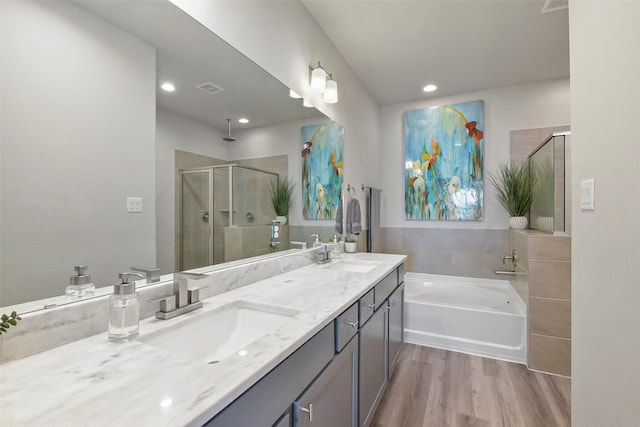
344,235 -> 358,253
488,160 -> 536,229
267,176 -> 295,225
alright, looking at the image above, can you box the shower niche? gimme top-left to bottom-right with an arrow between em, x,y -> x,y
178,164 -> 287,270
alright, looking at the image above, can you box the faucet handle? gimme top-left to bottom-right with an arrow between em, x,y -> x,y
146,294 -> 177,313
187,285 -> 208,304
131,266 -> 161,283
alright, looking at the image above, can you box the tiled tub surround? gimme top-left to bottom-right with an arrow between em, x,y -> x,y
382,227 -> 509,279
0,252 -> 406,426
509,230 -> 572,376
0,249 -> 315,363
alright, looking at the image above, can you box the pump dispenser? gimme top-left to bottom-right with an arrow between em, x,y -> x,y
108,272 -> 142,341
66,265 -> 95,297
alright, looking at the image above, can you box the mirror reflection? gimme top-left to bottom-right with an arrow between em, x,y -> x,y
0,0 -> 326,308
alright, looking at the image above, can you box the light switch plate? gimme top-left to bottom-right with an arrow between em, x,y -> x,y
127,197 -> 143,213
580,179 -> 595,211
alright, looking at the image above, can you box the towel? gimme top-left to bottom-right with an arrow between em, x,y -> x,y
335,193 -> 343,234
346,198 -> 362,235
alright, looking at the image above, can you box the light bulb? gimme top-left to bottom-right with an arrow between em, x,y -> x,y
310,65 -> 327,93
324,77 -> 338,103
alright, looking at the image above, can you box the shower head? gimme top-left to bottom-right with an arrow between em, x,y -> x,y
223,118 -> 236,142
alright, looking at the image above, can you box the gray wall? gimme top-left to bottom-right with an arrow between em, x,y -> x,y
1,0 -> 156,304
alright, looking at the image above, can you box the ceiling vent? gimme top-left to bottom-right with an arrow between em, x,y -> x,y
541,0 -> 568,14
196,82 -> 224,95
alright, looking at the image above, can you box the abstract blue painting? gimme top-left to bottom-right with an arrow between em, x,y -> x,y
301,121 -> 344,220
404,100 -> 484,221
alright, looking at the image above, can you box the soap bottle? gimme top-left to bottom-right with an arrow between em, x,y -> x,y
108,272 -> 142,342
66,265 -> 95,297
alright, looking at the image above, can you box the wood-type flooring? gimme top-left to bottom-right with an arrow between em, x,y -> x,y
371,344 -> 571,427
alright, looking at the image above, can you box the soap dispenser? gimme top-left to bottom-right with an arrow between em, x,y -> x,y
108,272 -> 142,342
66,265 -> 95,297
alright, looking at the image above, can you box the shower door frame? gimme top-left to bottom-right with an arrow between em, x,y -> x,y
178,168 -> 214,271
178,164 -> 280,270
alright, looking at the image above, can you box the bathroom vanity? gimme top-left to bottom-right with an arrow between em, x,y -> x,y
0,252 -> 405,427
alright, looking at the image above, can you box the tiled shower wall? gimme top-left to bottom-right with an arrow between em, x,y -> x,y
510,229 -> 572,377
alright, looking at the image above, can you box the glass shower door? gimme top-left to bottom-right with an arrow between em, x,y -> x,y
180,169 -> 213,270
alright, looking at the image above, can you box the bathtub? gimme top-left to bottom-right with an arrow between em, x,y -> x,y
404,272 -> 527,364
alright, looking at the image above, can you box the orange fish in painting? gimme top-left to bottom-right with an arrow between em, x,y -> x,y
465,121 -> 484,144
302,141 -> 313,158
330,149 -> 343,175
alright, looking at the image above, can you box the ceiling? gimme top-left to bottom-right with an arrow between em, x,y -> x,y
302,0 -> 570,105
75,0 -> 324,132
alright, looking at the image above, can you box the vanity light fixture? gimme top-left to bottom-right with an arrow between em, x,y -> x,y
289,89 -> 302,99
309,62 -> 339,103
310,62 -> 328,93
302,98 -> 313,108
160,82 -> 176,92
238,118 -> 249,124
323,74 -> 338,104
423,84 -> 438,93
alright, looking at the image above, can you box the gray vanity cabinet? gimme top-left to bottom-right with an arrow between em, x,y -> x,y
358,304 -> 388,427
387,283 -> 404,378
294,335 -> 359,427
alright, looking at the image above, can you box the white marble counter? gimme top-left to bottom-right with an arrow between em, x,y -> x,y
0,252 -> 405,426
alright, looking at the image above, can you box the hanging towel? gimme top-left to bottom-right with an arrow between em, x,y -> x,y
335,193 -> 343,234
346,198 -> 362,235
367,188 -> 382,252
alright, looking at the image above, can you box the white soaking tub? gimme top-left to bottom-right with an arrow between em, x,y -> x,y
404,272 -> 527,364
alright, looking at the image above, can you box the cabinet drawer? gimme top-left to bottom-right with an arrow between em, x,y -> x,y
359,288 -> 375,326
335,302 -> 359,352
374,269 -> 398,308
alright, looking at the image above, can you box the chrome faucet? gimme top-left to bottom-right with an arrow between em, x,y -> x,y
502,250 -> 518,269
147,272 -> 208,320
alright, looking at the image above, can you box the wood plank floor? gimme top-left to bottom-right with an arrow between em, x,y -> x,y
371,344 -> 571,427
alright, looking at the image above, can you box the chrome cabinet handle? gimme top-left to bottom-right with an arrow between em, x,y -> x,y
344,320 -> 359,329
300,403 -> 313,421
363,303 -> 375,310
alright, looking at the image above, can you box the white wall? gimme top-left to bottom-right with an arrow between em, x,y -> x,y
0,0 -> 156,304
569,1 -> 640,425
380,78 -> 570,229
170,0 -> 380,231
155,108 -> 228,274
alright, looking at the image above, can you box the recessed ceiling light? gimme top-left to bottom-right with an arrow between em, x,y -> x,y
423,84 -> 437,93
160,82 -> 175,92
238,118 -> 249,124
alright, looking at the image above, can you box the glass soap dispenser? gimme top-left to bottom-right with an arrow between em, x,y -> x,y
108,272 -> 143,342
66,265 -> 95,297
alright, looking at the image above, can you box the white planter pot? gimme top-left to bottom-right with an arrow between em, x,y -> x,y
344,242 -> 357,253
509,216 -> 528,230
275,215 -> 287,225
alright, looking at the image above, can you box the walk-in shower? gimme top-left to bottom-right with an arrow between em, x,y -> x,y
178,164 -> 279,270
528,131 -> 571,234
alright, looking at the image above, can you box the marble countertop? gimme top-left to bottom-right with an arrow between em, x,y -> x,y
0,252 -> 405,426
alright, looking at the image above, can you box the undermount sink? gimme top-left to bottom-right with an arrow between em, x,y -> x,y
139,300 -> 300,364
324,259 -> 381,273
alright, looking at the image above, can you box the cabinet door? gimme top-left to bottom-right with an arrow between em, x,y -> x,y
388,283 -> 404,378
295,336 -> 359,427
359,306 -> 388,427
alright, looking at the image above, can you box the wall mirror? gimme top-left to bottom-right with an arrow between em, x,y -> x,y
0,0 -> 327,310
